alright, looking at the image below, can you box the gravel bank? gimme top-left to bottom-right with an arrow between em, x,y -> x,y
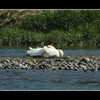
0,56 -> 100,71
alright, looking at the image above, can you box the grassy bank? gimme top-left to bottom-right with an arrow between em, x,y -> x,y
0,10 -> 100,47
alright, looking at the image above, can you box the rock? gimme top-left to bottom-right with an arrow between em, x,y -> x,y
79,64 -> 87,70
51,66 -> 56,70
0,56 -> 99,71
80,57 -> 90,63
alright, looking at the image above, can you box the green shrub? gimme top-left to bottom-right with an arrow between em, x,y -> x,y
1,10 -> 100,47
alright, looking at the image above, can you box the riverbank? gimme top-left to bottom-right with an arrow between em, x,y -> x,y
0,56 -> 100,71
0,10 -> 100,47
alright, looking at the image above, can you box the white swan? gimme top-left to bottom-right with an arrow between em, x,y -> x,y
27,45 -> 64,58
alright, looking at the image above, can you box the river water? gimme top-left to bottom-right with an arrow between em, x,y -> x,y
0,46 -> 100,57
1,69 -> 100,90
0,46 -> 100,91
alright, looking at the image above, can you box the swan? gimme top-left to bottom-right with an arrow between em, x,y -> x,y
27,45 -> 64,58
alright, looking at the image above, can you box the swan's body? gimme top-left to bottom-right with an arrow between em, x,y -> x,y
27,45 -> 64,58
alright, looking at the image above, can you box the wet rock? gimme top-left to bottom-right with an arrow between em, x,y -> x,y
0,63 -> 3,69
51,66 -> 57,70
73,63 -> 79,68
74,67 -> 79,70
79,57 -> 90,63
67,64 -> 75,70
38,64 -> 47,69
79,64 -> 87,70
0,56 -> 100,71
63,65 -> 70,70
4,65 -> 11,69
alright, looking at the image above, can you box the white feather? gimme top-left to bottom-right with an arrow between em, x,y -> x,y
27,45 -> 64,57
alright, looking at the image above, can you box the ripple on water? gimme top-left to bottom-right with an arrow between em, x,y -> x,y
0,69 -> 100,90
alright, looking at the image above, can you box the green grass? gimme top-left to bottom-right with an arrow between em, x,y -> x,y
0,27 -> 100,47
0,10 -> 100,47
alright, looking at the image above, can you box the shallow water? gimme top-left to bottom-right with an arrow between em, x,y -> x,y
0,46 -> 100,57
0,69 -> 100,90
0,46 -> 100,91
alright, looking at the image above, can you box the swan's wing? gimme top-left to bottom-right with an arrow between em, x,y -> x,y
42,48 -> 59,57
27,48 -> 45,56
29,47 -> 43,50
27,47 -> 64,57
43,46 -> 48,49
47,45 -> 56,49
29,47 -> 33,50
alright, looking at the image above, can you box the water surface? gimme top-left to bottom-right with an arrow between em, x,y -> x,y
0,46 -> 100,90
0,69 -> 100,90
0,46 -> 100,57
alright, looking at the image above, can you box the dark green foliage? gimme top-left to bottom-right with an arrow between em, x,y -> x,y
18,10 -> 100,32
1,10 -> 100,47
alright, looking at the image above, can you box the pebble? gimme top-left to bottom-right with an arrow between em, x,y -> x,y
0,56 -> 100,71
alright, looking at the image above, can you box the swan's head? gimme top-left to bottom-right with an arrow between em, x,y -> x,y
58,49 -> 64,57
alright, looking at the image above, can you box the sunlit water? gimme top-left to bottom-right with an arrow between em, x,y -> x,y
0,46 -> 100,90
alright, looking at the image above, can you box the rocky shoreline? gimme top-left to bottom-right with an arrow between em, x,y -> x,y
0,55 -> 100,71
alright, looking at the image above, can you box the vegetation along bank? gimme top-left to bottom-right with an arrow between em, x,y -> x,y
0,9 -> 100,47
